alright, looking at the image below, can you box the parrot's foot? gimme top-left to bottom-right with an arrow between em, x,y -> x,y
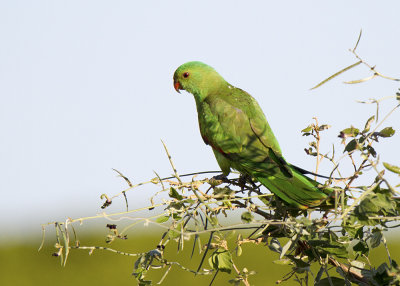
208,174 -> 230,186
211,174 -> 229,182
238,174 -> 257,188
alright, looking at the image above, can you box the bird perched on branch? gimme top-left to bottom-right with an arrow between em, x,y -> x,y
173,61 -> 333,209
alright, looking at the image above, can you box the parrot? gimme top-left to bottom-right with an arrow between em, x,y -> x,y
173,61 -> 333,209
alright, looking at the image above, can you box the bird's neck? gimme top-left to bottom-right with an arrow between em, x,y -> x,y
191,80 -> 230,103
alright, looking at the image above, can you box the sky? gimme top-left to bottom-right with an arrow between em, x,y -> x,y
1,1 -> 399,241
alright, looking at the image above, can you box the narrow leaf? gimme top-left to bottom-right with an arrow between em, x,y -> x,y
311,61 -> 362,90
344,74 -> 377,84
383,162 -> 400,175
363,115 -> 375,133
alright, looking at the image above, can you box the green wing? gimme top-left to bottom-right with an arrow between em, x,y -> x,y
199,87 -> 331,209
201,86 -> 290,176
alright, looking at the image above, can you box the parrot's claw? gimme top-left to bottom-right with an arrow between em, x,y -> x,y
211,174 -> 229,182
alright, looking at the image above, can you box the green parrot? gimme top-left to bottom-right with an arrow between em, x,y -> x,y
173,61 -> 332,209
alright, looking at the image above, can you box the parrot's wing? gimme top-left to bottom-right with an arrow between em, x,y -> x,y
203,88 -> 293,178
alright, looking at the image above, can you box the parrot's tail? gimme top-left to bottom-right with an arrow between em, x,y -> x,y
256,170 -> 335,209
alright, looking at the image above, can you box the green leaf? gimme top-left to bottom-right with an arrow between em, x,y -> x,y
172,213 -> 182,220
208,249 -> 233,274
383,162 -> 400,175
301,125 -> 313,133
378,127 -> 395,138
355,190 -> 397,225
353,240 -> 369,256
169,187 -> 183,200
156,216 -> 169,223
366,145 -> 377,158
342,214 -> 363,238
340,127 -> 360,137
344,139 -> 358,153
370,229 -> 382,248
241,211 -> 254,224
307,240 -> 348,258
168,202 -> 185,212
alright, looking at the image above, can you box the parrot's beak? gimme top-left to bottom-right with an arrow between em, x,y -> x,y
174,81 -> 181,93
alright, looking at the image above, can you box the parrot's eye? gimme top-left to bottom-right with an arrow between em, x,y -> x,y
183,72 -> 190,78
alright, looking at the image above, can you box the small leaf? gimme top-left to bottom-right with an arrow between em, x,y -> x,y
367,145 -> 377,158
168,202 -> 185,212
318,124 -> 331,131
370,229 -> 382,248
241,211 -> 254,224
169,187 -> 183,200
353,240 -> 369,256
383,162 -> 400,175
268,238 -> 282,253
363,115 -> 375,133
280,234 -> 297,259
344,74 -> 378,84
301,125 -> 313,133
307,240 -> 348,258
378,127 -> 395,138
344,139 -> 358,153
340,127 -> 360,137
209,249 -> 233,274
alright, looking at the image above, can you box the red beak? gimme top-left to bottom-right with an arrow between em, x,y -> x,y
174,81 -> 181,93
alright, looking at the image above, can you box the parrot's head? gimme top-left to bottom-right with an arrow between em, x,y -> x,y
173,61 -> 227,98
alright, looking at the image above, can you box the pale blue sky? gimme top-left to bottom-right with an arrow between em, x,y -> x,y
1,1 -> 399,240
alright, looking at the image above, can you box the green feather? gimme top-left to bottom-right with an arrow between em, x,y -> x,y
173,61 -> 333,209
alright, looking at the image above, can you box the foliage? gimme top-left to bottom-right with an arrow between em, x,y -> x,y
41,35 -> 400,286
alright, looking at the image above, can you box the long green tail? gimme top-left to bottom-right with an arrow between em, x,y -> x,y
255,168 -> 333,209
